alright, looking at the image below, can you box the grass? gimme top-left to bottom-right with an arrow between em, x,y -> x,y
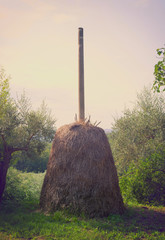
0,168 -> 164,240
0,202 -> 164,240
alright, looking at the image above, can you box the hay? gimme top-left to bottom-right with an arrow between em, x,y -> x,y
40,122 -> 125,217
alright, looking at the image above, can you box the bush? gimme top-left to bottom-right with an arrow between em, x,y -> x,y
3,167 -> 45,204
120,150 -> 165,206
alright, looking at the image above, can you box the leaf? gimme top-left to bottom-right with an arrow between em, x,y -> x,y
157,50 -> 162,56
154,64 -> 158,74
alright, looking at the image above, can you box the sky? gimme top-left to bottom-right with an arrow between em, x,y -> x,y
0,0 -> 165,129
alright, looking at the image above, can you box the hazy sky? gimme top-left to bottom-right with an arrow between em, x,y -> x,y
1,0 -> 165,129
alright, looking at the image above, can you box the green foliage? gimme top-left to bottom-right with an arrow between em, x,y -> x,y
8,94 -> 55,152
119,165 -> 138,204
132,151 -> 165,206
0,68 -> 17,141
109,87 -> 165,175
109,87 -> 165,205
153,47 -> 165,92
13,143 -> 51,172
0,67 -> 10,110
3,167 -> 45,203
120,150 -> 165,206
0,68 -> 13,160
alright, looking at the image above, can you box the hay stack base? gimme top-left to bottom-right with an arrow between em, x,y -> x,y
40,122 -> 125,217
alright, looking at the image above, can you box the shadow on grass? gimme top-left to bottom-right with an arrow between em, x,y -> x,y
124,205 -> 165,232
88,204 -> 165,234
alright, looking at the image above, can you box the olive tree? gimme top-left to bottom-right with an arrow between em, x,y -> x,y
0,69 -> 56,202
109,87 -> 165,175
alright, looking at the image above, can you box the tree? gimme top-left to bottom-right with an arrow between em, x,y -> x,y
153,47 -> 165,92
0,69 -> 56,203
108,87 -> 165,175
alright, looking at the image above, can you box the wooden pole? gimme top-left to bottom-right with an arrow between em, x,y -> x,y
78,27 -> 85,122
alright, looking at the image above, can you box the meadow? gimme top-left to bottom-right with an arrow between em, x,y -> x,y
0,168 -> 164,240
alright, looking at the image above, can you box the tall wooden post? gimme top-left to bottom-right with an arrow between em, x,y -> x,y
78,27 -> 85,121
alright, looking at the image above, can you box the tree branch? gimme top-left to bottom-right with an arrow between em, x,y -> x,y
11,147 -> 28,154
1,133 -> 36,154
28,133 -> 35,143
10,133 -> 35,154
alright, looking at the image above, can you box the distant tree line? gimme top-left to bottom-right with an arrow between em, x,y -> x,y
13,143 -> 51,173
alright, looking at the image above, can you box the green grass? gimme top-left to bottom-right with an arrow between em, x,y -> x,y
0,202 -> 164,240
0,168 -> 164,240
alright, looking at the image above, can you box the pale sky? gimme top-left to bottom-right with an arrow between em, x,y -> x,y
0,0 -> 165,129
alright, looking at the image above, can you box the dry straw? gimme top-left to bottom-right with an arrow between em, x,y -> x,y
40,121 -> 125,217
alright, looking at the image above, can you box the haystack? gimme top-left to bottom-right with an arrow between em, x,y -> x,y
40,122 -> 125,217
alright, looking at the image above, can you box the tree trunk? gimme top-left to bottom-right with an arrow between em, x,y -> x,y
0,148 -> 12,203
0,134 -> 29,204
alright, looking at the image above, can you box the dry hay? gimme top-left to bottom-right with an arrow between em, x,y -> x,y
40,122 -> 125,217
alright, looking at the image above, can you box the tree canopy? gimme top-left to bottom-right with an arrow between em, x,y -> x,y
109,87 -> 165,175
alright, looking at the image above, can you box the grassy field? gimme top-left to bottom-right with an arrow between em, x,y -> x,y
0,168 -> 164,240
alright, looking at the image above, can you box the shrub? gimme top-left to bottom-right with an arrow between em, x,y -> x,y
3,167 -> 45,204
120,150 -> 165,206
